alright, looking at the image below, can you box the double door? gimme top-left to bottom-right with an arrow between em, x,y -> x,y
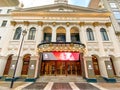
40,61 -> 81,76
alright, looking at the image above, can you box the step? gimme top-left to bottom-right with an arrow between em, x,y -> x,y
36,76 -> 86,83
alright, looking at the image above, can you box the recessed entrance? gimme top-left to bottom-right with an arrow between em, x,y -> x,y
92,55 -> 100,75
40,61 -> 81,76
40,52 -> 81,76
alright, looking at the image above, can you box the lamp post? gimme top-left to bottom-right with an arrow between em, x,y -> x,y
10,30 -> 27,88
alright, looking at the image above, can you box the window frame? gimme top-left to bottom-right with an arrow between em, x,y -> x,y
28,27 -> 36,40
86,28 -> 95,41
100,28 -> 109,41
13,27 -> 22,40
1,20 -> 7,27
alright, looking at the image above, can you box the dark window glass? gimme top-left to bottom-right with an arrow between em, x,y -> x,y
100,28 -> 109,41
86,28 -> 94,41
28,27 -> 36,40
1,20 -> 7,27
13,27 -> 22,40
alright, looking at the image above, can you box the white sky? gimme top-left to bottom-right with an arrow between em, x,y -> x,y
19,0 -> 90,8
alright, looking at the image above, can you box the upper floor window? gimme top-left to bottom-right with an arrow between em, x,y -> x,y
86,28 -> 94,41
1,20 -> 7,27
109,3 -> 117,8
7,9 -> 12,13
113,11 -> 120,19
13,27 -> 22,40
0,9 -> 2,13
100,28 -> 109,41
28,27 -> 36,40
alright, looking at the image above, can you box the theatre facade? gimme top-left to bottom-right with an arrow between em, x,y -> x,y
0,2 -> 120,82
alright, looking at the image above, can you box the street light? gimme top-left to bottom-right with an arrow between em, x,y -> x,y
10,30 -> 27,88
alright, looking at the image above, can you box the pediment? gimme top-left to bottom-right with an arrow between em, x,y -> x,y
14,3 -> 108,13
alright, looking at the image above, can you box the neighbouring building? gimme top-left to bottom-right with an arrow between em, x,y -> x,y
0,0 -> 120,82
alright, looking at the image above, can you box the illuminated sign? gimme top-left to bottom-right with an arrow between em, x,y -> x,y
43,52 -> 79,61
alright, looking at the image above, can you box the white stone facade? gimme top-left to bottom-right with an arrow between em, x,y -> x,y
0,2 -> 120,82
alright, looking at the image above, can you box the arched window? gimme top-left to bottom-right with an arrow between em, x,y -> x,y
13,27 -> 22,40
86,28 -> 94,41
28,27 -> 36,40
100,28 -> 109,41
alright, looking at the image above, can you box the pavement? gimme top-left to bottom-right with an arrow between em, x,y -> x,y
0,81 -> 120,90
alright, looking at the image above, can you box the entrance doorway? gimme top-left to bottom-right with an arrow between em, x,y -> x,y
110,57 -> 116,75
3,54 -> 13,76
92,55 -> 100,75
21,54 -> 31,76
40,61 -> 81,76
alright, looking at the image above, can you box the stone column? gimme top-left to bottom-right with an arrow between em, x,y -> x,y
84,56 -> 95,78
106,22 -> 120,55
0,56 -> 7,76
99,57 -> 110,78
66,27 -> 71,42
51,26 -> 56,42
114,57 -> 120,76
93,22 -> 105,56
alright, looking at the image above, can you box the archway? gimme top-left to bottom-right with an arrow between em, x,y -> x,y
56,27 -> 66,42
92,55 -> 100,75
43,27 -> 52,42
3,54 -> 13,76
70,27 -> 80,42
21,54 -> 31,76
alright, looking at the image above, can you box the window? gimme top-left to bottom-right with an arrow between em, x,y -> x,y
71,33 -> 80,42
7,9 -> 12,13
86,28 -> 94,41
13,27 -> 22,40
28,27 -> 36,40
44,33 -> 51,42
109,3 -> 117,8
0,9 -> 2,13
113,12 -> 120,19
100,28 -> 109,41
1,20 -> 7,27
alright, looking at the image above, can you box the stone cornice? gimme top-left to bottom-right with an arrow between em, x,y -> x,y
11,12 -> 110,18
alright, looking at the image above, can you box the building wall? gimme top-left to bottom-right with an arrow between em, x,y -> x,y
0,4 -> 120,79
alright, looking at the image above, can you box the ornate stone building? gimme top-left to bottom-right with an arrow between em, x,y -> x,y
0,0 -> 120,82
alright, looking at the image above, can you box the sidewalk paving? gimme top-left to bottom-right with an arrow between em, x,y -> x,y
0,81 -> 120,90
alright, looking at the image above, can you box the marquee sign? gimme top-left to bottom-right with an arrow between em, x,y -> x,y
43,52 -> 80,61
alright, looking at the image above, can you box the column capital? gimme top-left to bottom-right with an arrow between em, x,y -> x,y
79,22 -> 85,27
38,21 -> 43,26
23,21 -> 29,26
93,22 -> 99,27
105,22 -> 111,27
52,22 -> 56,26
11,21 -> 17,26
66,22 -> 70,27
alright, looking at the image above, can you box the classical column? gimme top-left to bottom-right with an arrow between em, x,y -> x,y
93,22 -> 105,56
37,21 -> 44,43
114,57 -> 120,76
106,22 -> 120,54
98,57 -> 108,77
51,26 -> 56,42
66,27 -> 71,42
84,56 -> 95,78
